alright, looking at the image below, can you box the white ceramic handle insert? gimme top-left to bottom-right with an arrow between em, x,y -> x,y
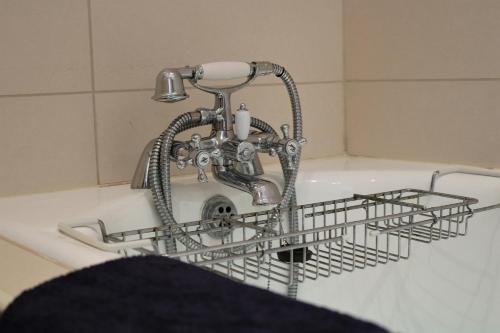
200,62 -> 252,80
235,103 -> 251,140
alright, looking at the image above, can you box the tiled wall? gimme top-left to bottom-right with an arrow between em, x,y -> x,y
0,0 -> 344,197
344,0 -> 500,168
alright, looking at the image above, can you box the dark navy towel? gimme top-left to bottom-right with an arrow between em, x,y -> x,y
0,256 -> 387,333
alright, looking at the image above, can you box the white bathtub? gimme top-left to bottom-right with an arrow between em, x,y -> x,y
1,156 -> 499,332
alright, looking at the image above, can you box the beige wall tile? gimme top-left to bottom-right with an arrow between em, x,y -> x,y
0,94 -> 97,196
346,81 -> 500,168
95,89 -> 213,184
0,0 -> 92,95
96,83 -> 343,184
238,83 -> 344,163
344,0 -> 500,80
90,0 -> 343,90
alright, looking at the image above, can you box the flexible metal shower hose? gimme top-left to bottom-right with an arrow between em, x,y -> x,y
272,64 -> 302,299
148,64 -> 303,298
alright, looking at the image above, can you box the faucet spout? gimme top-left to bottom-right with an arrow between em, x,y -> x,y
131,139 -> 155,189
212,165 -> 281,206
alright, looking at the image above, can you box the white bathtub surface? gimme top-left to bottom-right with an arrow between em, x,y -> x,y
1,155 -> 500,333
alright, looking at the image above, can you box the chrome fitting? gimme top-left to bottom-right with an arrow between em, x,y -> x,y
253,61 -> 275,76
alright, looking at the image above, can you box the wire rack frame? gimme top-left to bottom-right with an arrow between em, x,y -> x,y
96,188 -> 477,286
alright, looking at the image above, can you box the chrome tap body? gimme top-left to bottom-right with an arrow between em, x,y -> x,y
132,61 -> 305,207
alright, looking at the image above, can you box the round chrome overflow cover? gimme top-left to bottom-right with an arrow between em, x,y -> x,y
201,195 -> 238,238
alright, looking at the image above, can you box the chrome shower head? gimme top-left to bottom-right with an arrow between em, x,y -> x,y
151,68 -> 190,103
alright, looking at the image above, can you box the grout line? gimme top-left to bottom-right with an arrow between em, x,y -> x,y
0,91 -> 94,98
342,82 -> 348,154
86,0 -> 96,92
180,80 -> 343,91
346,77 -> 500,83
247,80 -> 344,87
87,0 -> 100,185
0,88 -> 155,98
99,180 -> 131,187
341,0 -> 348,154
341,0 -> 346,82
7,76 -> 500,99
0,81 -> 345,99
91,95 -> 100,185
4,77 -> 500,99
94,88 -> 154,94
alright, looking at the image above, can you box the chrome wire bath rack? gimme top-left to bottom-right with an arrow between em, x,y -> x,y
60,186 -> 493,286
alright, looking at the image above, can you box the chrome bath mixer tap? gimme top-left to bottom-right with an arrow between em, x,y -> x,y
132,61 -> 305,206
131,61 -> 305,301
